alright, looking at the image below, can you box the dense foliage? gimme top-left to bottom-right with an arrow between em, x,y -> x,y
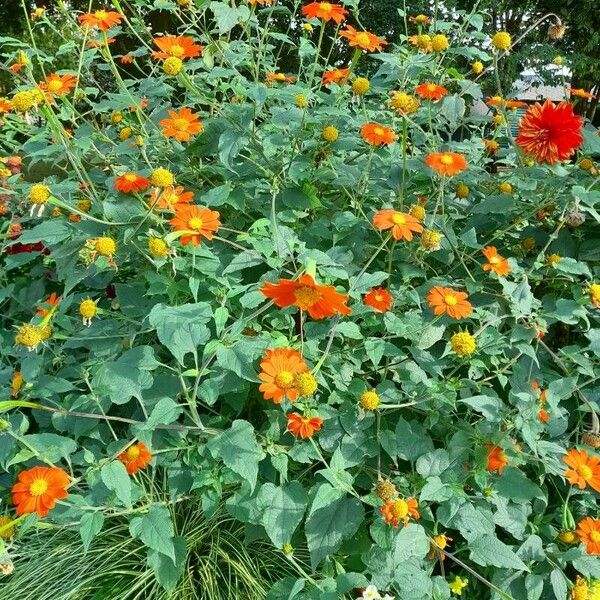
1,2 -> 600,599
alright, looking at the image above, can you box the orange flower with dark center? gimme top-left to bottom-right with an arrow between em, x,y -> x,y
380,497 -> 420,527
576,517 -> 600,555
36,292 -> 60,317
160,107 -> 204,142
12,466 -> 70,517
340,25 -> 387,52
569,88 -> 596,100
481,246 -> 511,277
415,82 -> 448,101
39,73 -> 78,96
114,172 -> 151,194
118,442 -> 152,474
322,68 -> 350,86
79,10 -> 123,31
169,204 -> 221,246
425,152 -> 467,176
258,348 -> 308,404
364,287 -> 393,312
265,72 -> 296,84
515,100 -> 583,164
563,449 -> 600,492
152,35 -> 203,60
150,185 -> 194,210
485,444 -> 508,475
361,123 -> 396,146
287,413 -> 324,438
261,273 -> 351,320
372,209 -> 423,241
427,286 -> 473,319
301,2 -> 347,23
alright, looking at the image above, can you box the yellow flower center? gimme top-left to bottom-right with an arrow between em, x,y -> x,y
275,73 -> 287,81
173,118 -> 190,131
374,294 -> 383,302
125,173 -> 138,182
188,217 -> 204,231
591,531 -> 600,543
29,478 -> 49,497
432,534 -> 448,549
374,127 -> 384,136
440,154 -> 454,165
126,445 -> 141,460
170,44 -> 185,58
96,10 -> 108,19
391,499 -> 409,519
392,213 -> 406,225
578,464 -> 593,481
320,2 -> 332,10
47,79 -> 62,92
427,84 -> 437,92
294,285 -> 320,309
444,294 -> 458,306
275,370 -> 294,388
355,32 -> 371,47
489,256 -> 501,265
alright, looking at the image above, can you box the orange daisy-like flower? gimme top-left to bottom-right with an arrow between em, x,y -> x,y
515,100 -> 583,164
39,73 -> 78,97
427,286 -> 473,319
0,98 -> 13,113
481,246 -> 511,277
361,123 -> 396,146
169,204 -> 221,246
322,68 -> 350,86
485,444 -> 508,475
563,449 -> 600,492
287,413 -> 324,438
12,466 -> 70,517
152,35 -> 203,60
415,82 -> 448,101
261,273 -> 351,320
577,517 -> 600,555
114,172 -> 151,194
372,209 -> 423,241
380,497 -> 420,527
160,107 -> 204,142
118,442 -> 152,475
363,287 -> 393,312
258,348 -> 308,404
265,72 -> 296,84
150,185 -> 194,210
301,1 -> 347,23
569,88 -> 596,100
78,10 -> 123,31
425,152 -> 467,176
340,25 -> 387,52
36,292 -> 60,317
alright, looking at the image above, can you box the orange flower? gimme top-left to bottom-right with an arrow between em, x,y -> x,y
576,517 -> 600,555
361,123 -> 396,146
563,449 -> 600,492
340,25 -> 387,52
152,35 -> 203,60
265,72 -> 296,84
150,185 -> 194,210
287,413 -> 324,438
301,1 -> 347,23
372,209 -> 423,241
169,204 -> 221,246
415,82 -> 448,101
261,273 -> 351,320
322,68 -> 350,86
79,10 -> 123,31
12,466 -> 69,517
0,98 -> 13,113
39,73 -> 78,96
120,54 -> 134,65
427,286 -> 473,319
481,246 -> 511,277
258,348 -> 308,404
114,172 -> 151,194
87,38 -> 115,48
380,497 -> 420,527
427,534 -> 452,560
11,371 -> 23,398
485,444 -> 508,475
160,107 -> 204,142
505,100 -> 527,109
118,442 -> 152,475
363,287 -> 393,312
569,88 -> 596,100
425,152 -> 467,176
538,408 -> 549,423
36,292 -> 60,317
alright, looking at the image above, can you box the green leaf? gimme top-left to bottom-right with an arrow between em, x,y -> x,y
305,484 -> 364,569
469,534 -> 529,571
17,220 -> 73,245
21,433 -> 77,463
210,1 -> 250,34
496,468 -> 544,504
147,536 -> 187,592
149,303 -> 212,365
459,394 -> 502,421
145,398 -> 183,428
208,420 -> 264,491
79,512 -> 104,552
258,482 -> 308,547
550,569 -> 568,600
129,504 -> 175,562
101,461 -> 132,507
